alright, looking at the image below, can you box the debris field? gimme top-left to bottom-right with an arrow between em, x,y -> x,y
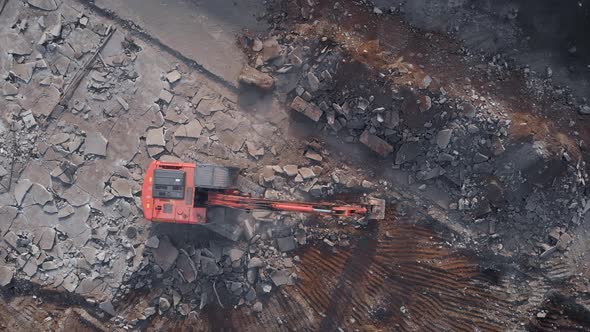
0,0 -> 589,331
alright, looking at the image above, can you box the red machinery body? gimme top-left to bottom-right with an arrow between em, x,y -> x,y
141,160 -> 384,224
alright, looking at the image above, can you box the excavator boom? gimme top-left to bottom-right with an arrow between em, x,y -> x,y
207,191 -> 373,218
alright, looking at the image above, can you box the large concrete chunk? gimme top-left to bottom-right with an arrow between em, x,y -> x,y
84,132 -> 108,157
360,130 -> 393,157
153,236 -> 178,272
290,96 -> 323,122
27,0 -> 58,11
238,65 -> 274,91
146,128 -> 166,147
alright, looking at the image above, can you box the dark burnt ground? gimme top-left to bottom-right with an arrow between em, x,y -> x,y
145,205 -> 532,331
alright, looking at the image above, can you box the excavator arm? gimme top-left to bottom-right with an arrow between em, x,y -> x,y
207,191 -> 385,220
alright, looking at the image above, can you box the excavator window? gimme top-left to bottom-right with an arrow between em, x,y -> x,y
153,169 -> 186,200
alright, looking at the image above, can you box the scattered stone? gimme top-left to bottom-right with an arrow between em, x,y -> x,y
84,132 -> 108,157
246,141 -> 264,158
252,302 -> 263,313
229,249 -> 244,262
290,96 -> 323,122
247,257 -> 264,269
373,6 -> 383,14
419,75 -> 432,89
146,128 -> 166,147
41,261 -> 58,270
436,129 -> 452,149
166,70 -> 182,84
99,301 -> 116,316
159,297 -> 171,312
238,65 -> 274,91
277,237 -> 296,252
116,96 -> 129,111
252,38 -> 263,52
270,269 -> 290,286
307,72 -> 320,92
62,273 -> 79,292
0,266 -> 14,286
473,152 -> 489,163
81,246 -> 98,265
22,111 -> 37,129
283,165 -> 298,177
153,236 -> 178,271
305,150 -> 322,162
360,130 -> 393,157
418,95 -> 432,111
298,167 -> 316,180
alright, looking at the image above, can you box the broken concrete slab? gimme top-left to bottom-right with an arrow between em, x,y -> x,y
270,269 -> 291,286
158,90 -> 174,104
360,130 -> 393,157
58,204 -> 75,219
0,266 -> 14,286
146,127 -> 166,147
110,178 -> 134,198
146,235 -> 160,248
29,183 -> 52,205
290,96 -> 323,122
84,132 -> 108,157
153,236 -> 178,272
27,0 -> 59,11
283,165 -> 298,177
37,228 -> 56,250
166,70 -> 182,84
238,65 -> 274,91
298,167 -> 316,180
81,246 -> 98,265
174,119 -> 202,139
277,237 -> 296,252
22,258 -> 38,277
99,301 -> 116,316
14,179 -> 33,206
436,129 -> 453,149
0,206 -> 18,234
246,141 -> 264,159
62,273 -> 79,292
116,96 -> 129,111
304,150 -> 322,162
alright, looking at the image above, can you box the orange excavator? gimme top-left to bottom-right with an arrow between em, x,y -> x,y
141,160 -> 385,225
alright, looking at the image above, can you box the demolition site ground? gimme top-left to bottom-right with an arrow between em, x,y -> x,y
0,0 -> 589,331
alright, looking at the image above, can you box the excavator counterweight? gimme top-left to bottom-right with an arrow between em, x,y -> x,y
141,160 -> 385,224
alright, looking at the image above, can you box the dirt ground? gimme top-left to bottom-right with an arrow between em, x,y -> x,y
0,0 -> 589,331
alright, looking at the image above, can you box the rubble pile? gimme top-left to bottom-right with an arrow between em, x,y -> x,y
243,0 -> 590,257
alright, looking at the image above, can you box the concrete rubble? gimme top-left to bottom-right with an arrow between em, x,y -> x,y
0,0 -> 589,330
